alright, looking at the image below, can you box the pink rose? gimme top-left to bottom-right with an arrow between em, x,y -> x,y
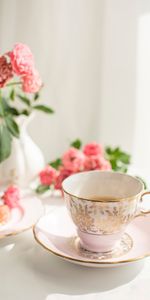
62,147 -> 85,172
22,70 -> 42,93
83,142 -> 103,156
99,157 -> 112,170
2,185 -> 20,209
84,155 -> 102,171
0,56 -> 13,88
9,43 -> 34,75
84,155 -> 111,171
54,168 -> 73,190
39,165 -> 57,186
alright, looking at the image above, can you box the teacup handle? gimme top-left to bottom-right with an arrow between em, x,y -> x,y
137,191 -> 150,217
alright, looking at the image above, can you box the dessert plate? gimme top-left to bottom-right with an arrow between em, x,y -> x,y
33,206 -> 150,267
0,192 -> 43,238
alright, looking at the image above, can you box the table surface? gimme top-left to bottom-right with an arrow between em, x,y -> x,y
0,194 -> 150,300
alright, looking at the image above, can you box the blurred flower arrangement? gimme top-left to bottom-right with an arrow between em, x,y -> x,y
0,43 -> 54,163
36,139 -> 132,194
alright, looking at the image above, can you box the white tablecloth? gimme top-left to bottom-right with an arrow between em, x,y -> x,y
0,195 -> 150,300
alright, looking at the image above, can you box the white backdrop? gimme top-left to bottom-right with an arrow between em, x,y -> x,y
0,0 -> 150,176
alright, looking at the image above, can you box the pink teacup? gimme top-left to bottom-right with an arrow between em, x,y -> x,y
62,171 -> 150,253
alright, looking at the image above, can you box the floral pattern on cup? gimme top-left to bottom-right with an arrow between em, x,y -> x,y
66,195 -> 140,235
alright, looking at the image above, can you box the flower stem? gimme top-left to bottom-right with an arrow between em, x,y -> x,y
6,81 -> 22,87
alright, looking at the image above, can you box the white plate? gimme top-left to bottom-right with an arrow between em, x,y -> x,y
0,191 -> 43,237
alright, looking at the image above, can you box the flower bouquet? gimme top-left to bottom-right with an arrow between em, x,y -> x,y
36,139 -> 138,194
0,43 -> 54,163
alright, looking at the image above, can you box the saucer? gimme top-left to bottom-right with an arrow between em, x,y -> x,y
33,206 -> 150,267
0,191 -> 43,238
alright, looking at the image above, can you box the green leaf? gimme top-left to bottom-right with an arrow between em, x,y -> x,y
119,153 -> 131,164
20,109 -> 31,116
33,105 -> 54,114
1,98 -> 20,116
5,115 -> 20,138
1,97 -> 30,116
34,92 -> 39,100
105,147 -> 112,155
36,185 -> 50,194
105,146 -> 131,173
117,165 -> 128,173
10,89 -> 15,101
49,158 -> 62,169
6,107 -> 20,116
70,139 -> 82,149
0,98 -> 4,117
0,124 -> 12,162
1,98 -> 14,116
109,160 -> 117,170
0,95 -> 5,117
17,95 -> 31,106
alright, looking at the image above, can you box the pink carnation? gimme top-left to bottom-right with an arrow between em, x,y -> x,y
62,147 -> 85,172
22,70 -> 42,93
39,165 -> 57,186
54,168 -> 73,190
9,43 -> 34,75
2,185 -> 20,209
0,56 -> 13,88
83,142 -> 103,156
84,155 -> 111,171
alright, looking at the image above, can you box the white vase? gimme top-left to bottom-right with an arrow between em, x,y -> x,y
0,114 -> 45,187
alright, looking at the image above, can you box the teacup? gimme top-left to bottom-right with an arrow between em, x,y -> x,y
62,170 -> 150,253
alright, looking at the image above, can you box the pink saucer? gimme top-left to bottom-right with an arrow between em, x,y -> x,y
33,206 -> 150,267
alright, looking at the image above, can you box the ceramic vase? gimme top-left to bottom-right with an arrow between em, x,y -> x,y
0,114 -> 45,187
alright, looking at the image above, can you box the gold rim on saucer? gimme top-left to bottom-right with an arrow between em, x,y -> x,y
33,226 -> 150,265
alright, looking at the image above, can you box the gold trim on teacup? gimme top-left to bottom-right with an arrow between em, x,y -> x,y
33,226 -> 150,265
62,172 -> 144,203
62,188 -> 144,203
